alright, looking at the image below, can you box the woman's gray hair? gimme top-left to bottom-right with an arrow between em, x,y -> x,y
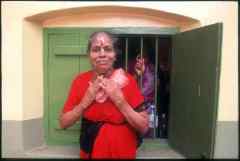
86,31 -> 118,54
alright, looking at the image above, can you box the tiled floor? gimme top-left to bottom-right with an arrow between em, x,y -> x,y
2,139 -> 184,159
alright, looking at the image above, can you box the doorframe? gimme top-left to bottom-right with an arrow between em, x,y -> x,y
43,27 -> 179,145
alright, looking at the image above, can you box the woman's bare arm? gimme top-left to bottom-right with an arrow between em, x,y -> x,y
116,100 -> 149,134
59,102 -> 85,129
59,76 -> 103,129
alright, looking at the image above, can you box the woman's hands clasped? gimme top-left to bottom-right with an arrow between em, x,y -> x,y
99,78 -> 125,107
80,75 -> 104,109
81,75 -> 125,109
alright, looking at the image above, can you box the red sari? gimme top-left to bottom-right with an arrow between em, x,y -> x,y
62,69 -> 144,159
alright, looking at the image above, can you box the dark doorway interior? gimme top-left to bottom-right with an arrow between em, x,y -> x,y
114,35 -> 172,139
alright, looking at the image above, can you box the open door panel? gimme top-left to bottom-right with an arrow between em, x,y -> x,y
168,23 -> 222,158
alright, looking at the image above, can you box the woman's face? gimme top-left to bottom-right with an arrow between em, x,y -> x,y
89,33 -> 116,74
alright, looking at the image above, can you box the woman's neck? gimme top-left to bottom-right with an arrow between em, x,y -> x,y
94,68 -> 114,78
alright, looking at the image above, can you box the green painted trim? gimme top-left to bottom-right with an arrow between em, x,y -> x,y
110,27 -> 180,35
43,28 -> 50,144
210,23 -> 223,158
44,27 -> 180,35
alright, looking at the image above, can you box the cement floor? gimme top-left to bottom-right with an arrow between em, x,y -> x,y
2,139 -> 184,159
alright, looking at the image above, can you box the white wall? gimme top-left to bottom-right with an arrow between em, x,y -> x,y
2,3 -> 24,120
1,1 -> 238,122
22,21 -> 43,120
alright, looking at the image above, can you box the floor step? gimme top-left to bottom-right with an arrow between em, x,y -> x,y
3,139 -> 184,159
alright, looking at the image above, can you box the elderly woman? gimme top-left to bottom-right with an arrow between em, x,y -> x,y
59,31 -> 149,159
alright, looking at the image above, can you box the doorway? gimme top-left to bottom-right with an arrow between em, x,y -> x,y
114,35 -> 172,139
44,24 -> 222,158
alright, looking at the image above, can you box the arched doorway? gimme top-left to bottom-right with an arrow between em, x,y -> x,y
25,6 -> 222,158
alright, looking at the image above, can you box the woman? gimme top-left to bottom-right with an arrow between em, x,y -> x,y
59,31 -> 149,159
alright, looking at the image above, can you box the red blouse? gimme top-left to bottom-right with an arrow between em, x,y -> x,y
62,69 -> 144,159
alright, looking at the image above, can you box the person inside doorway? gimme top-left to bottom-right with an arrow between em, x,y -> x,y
128,46 -> 156,138
131,42 -> 171,139
59,31 -> 149,159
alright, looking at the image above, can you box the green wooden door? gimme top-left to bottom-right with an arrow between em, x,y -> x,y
168,23 -> 222,158
44,27 -> 180,145
44,29 -> 99,145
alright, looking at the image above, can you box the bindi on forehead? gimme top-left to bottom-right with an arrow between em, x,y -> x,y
99,36 -> 106,46
92,34 -> 112,46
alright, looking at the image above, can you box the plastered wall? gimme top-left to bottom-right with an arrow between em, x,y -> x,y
1,1 -> 238,122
